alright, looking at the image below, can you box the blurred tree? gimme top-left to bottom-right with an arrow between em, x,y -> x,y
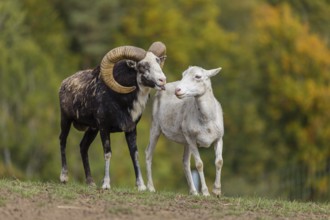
53,0 -> 123,67
0,0 -> 78,179
267,0 -> 330,45
215,0 -> 271,185
215,0 -> 330,200
53,0 -> 233,78
251,3 -> 330,200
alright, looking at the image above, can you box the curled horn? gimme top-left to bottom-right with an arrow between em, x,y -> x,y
100,46 -> 146,94
148,41 -> 166,68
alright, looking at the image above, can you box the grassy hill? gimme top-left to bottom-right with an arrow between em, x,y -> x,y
0,179 -> 329,219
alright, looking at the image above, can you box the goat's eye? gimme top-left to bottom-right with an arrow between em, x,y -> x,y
195,75 -> 202,79
156,58 -> 160,64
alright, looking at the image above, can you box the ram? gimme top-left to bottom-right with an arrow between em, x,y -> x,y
59,42 -> 166,190
145,66 -> 224,196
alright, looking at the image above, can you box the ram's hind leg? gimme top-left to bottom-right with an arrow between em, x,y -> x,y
80,127 -> 98,186
59,115 -> 72,183
100,129 -> 112,189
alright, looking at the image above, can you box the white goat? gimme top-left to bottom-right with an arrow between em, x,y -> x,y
145,66 -> 224,196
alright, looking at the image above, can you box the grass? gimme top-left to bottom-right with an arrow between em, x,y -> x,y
0,178 -> 329,220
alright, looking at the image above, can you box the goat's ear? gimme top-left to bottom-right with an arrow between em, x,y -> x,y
126,60 -> 137,70
206,67 -> 222,78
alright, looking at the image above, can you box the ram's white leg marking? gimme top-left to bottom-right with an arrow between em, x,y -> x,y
134,151 -> 146,191
60,168 -> 69,183
102,152 -> 111,189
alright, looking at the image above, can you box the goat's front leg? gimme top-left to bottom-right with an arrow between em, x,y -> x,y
125,129 -> 146,191
145,123 -> 161,192
188,141 -> 210,196
100,129 -> 112,190
213,138 -> 223,196
183,144 -> 198,195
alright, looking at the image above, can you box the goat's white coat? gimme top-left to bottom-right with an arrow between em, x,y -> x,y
145,66 -> 224,196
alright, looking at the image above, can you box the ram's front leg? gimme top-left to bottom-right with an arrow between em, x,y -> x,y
100,129 -> 112,190
125,129 -> 146,191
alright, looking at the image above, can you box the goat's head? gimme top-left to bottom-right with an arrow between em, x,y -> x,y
100,42 -> 167,93
175,66 -> 221,99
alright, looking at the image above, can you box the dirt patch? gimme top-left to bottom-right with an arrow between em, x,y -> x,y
0,192 -> 224,220
0,180 -> 328,220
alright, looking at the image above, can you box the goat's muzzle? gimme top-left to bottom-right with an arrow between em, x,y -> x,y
175,87 -> 184,98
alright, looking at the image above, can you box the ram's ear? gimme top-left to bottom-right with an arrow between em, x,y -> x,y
159,55 -> 167,63
126,60 -> 137,70
206,67 -> 222,78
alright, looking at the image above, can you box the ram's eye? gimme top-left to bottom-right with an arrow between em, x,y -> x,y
195,75 -> 202,79
138,62 -> 150,73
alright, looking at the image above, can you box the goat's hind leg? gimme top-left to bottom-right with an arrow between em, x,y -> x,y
80,127 -> 98,186
145,123 -> 161,192
59,115 -> 72,183
189,143 -> 210,196
125,129 -> 146,191
213,138 -> 223,196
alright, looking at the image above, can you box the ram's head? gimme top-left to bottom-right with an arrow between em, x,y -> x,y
100,42 -> 167,93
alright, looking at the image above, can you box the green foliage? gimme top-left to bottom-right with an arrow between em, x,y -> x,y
0,0 -> 329,201
250,3 -> 330,199
0,0 -> 78,178
267,0 -> 330,45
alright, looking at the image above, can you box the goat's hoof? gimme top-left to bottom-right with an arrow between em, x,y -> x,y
147,187 -> 156,192
189,190 -> 199,196
137,185 -> 147,191
212,188 -> 221,197
201,188 -> 210,196
148,189 -> 156,193
202,192 -> 210,196
147,183 -> 156,192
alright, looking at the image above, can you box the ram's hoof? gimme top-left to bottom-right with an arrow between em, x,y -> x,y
60,171 -> 69,183
102,183 -> 111,190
